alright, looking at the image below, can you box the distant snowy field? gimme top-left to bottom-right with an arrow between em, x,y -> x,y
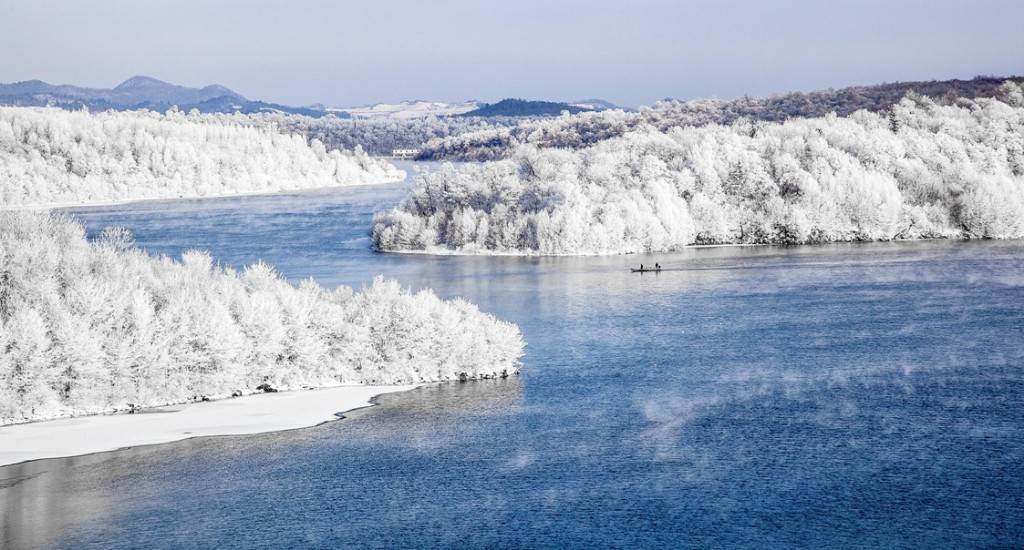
329,100 -> 480,120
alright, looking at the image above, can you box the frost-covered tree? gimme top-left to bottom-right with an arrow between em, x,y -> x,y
417,77 -> 1024,162
372,83 -> 1024,255
0,212 -> 524,424
229,112 -> 524,157
0,107 -> 403,208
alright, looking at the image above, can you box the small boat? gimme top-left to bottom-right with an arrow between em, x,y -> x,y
630,268 -> 661,273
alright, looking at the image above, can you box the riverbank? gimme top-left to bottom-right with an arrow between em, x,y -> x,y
0,384 -> 420,467
0,173 -> 406,212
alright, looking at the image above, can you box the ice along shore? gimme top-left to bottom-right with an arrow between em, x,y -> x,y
0,384 -> 420,467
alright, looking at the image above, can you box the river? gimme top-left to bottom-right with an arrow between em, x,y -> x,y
2,162 -> 1023,548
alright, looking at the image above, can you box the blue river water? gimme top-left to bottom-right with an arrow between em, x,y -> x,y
2,163 -> 1023,548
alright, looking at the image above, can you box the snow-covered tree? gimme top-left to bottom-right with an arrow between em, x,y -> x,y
373,83 -> 1024,255
0,212 -> 524,424
232,112 -> 521,157
0,107 -> 403,208
416,77 -> 1024,162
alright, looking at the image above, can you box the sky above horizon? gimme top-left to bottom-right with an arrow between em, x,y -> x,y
1,0 -> 1022,108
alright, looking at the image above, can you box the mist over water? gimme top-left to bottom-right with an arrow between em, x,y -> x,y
3,164 -> 1023,548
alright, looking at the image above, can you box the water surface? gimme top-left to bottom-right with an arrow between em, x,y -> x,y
3,164 -> 1023,548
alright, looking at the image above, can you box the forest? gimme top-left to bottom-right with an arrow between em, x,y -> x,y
416,76 -> 1024,162
372,82 -> 1024,255
0,106 -> 402,208
0,212 -> 524,424
234,111 -> 525,157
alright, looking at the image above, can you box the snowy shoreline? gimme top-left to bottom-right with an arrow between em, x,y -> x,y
0,384 -> 421,467
374,237 -> 966,257
0,173 -> 406,212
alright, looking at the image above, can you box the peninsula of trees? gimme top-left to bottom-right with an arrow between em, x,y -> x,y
372,83 -> 1024,255
0,212 -> 524,424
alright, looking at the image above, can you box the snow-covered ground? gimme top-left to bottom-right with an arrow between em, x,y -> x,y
329,100 -> 479,120
0,384 -> 419,466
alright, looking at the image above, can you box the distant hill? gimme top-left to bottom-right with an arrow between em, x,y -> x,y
0,76 -> 339,117
329,100 -> 481,119
462,98 -> 594,117
419,75 -> 1024,161
678,75 -> 1024,122
109,75 -> 244,105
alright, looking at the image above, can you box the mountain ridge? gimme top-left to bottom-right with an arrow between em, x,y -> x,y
0,76 -> 335,117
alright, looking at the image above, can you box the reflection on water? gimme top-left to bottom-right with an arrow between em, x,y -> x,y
0,377 -> 525,549
2,166 -> 1023,548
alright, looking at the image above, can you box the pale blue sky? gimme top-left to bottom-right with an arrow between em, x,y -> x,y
1,0 -> 1021,107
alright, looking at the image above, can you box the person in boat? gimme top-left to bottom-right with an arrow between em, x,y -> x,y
655,263 -> 661,270
639,264 -> 644,271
